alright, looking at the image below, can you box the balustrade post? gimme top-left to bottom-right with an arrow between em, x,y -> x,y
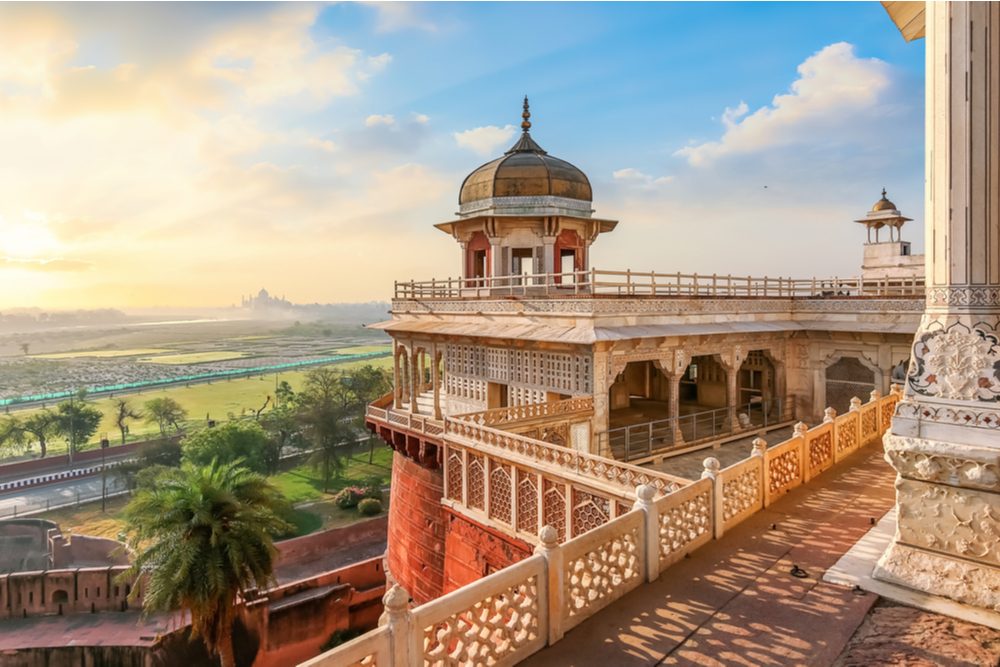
701,458 -> 724,540
633,484 -> 660,582
849,396 -> 862,412
378,585 -> 413,667
823,407 -> 836,423
752,437 -> 768,507
793,421 -> 809,482
535,526 -> 565,644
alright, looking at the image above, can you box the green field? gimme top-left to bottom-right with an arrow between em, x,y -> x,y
138,350 -> 249,365
32,348 -> 173,359
333,345 -> 392,355
3,355 -> 393,459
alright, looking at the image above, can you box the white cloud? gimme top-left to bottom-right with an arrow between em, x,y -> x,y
365,114 -> 395,127
369,3 -> 438,33
676,42 -> 893,167
612,168 -> 674,188
453,124 -> 516,157
413,113 -> 430,124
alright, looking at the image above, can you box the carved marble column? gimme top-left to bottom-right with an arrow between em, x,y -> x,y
409,347 -> 419,413
432,345 -> 442,420
668,371 -> 684,446
542,236 -> 556,277
875,2 -> 1000,611
393,343 -> 402,410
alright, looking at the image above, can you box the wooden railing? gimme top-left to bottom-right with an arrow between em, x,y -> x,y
395,268 -> 925,300
306,387 -> 901,667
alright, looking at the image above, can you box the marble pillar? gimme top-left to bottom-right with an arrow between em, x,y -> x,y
875,2 -> 1000,611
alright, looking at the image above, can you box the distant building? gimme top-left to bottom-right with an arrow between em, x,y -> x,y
241,288 -> 293,311
855,188 -> 924,282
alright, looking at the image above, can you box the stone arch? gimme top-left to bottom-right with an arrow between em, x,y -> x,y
51,589 -> 68,604
824,351 -> 879,415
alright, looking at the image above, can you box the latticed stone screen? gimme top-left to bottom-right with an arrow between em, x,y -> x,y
542,479 -> 567,542
489,463 -> 513,525
516,469 -> 539,534
571,488 -> 610,538
446,450 -> 463,502
467,454 -> 485,510
446,343 -> 592,396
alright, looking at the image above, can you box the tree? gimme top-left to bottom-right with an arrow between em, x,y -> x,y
343,365 -> 393,407
296,368 -> 356,491
121,460 -> 291,667
21,410 -> 60,458
0,416 -> 28,456
113,399 -> 143,445
144,397 -> 187,436
182,421 -> 271,475
259,402 -> 302,475
55,400 -> 103,457
116,439 -> 183,491
19,342 -> 29,356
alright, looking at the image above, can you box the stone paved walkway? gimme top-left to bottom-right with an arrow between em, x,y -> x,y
647,425 -> 796,481
524,446 -> 897,667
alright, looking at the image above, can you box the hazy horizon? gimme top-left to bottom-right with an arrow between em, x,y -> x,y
0,2 -> 924,309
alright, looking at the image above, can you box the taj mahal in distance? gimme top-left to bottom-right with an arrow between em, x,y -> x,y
308,3 -> 1000,665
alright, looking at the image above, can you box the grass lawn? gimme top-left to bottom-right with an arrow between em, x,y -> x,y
3,358 -> 393,459
271,445 -> 393,504
36,495 -> 131,540
333,345 -> 392,355
32,348 -> 173,359
138,350 -> 249,365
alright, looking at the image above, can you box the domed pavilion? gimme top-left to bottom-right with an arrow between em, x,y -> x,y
435,98 -> 618,287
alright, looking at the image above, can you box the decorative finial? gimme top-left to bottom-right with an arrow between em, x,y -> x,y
521,95 -> 531,133
881,187 -> 887,198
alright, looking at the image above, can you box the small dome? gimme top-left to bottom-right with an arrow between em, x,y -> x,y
458,98 -> 592,206
872,188 -> 897,212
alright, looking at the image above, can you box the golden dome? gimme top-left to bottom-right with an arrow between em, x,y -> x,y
872,188 -> 897,212
458,98 -> 592,206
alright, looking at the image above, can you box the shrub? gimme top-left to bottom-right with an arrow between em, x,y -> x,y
334,486 -> 365,509
360,475 -> 384,500
357,498 -> 383,516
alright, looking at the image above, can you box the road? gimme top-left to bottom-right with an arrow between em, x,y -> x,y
0,473 -> 127,518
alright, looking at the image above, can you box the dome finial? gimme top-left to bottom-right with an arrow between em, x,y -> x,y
521,95 -> 531,133
881,187 -> 887,198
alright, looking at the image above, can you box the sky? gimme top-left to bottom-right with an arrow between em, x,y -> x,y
0,2 -> 925,310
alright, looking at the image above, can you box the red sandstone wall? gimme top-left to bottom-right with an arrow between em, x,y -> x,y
249,556 -> 387,667
0,566 -> 141,617
387,452 -> 445,604
275,515 -> 387,568
441,508 -> 533,594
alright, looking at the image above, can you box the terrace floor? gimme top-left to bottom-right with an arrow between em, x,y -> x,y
522,446 -> 1000,666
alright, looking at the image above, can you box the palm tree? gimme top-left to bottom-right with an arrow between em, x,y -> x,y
121,460 -> 291,667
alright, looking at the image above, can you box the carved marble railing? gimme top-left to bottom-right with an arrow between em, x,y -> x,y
454,397 -> 594,427
307,388 -> 901,667
366,398 -> 445,438
299,625 -> 389,667
443,442 -> 636,544
444,418 -> 688,496
557,509 -> 644,634
415,555 -> 546,666
395,269 -> 925,300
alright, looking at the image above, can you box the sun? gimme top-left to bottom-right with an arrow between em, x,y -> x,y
0,211 -> 61,258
